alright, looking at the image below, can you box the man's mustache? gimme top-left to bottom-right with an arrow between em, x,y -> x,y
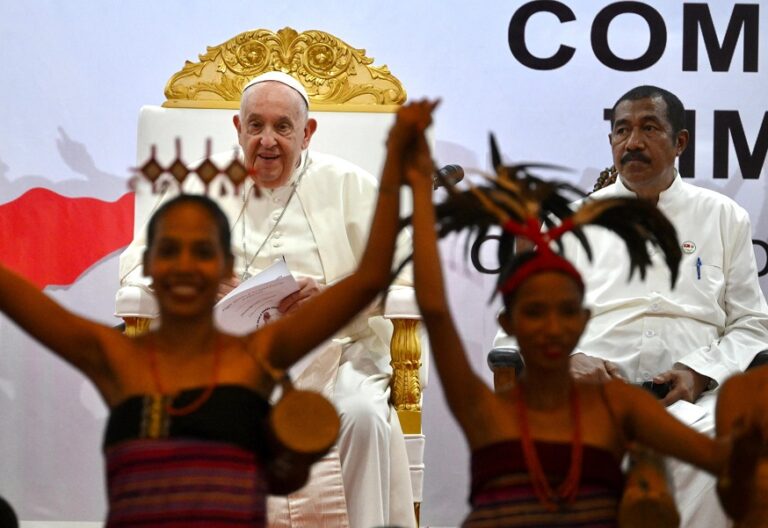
621,152 -> 651,164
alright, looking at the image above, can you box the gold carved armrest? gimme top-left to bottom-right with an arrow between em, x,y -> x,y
122,317 -> 152,337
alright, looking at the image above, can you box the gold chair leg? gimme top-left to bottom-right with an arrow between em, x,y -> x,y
390,318 -> 422,526
492,367 -> 517,393
122,316 -> 151,337
390,318 -> 422,428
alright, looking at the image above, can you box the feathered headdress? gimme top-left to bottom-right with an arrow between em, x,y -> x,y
410,134 -> 681,302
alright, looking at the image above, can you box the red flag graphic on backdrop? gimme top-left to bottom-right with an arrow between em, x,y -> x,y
0,188 -> 134,288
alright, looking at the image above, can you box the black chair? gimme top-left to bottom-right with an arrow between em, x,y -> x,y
487,347 -> 524,378
747,350 -> 768,370
487,347 -> 524,392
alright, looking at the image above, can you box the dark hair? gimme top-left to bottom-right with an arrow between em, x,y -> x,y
0,496 -> 18,528
610,85 -> 686,139
146,194 -> 233,258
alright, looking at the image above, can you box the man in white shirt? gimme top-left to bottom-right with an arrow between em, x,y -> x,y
567,85 -> 768,526
116,72 -> 416,528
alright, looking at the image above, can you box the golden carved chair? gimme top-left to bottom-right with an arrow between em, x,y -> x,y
116,27 -> 427,524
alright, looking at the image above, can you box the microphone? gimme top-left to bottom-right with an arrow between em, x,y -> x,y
432,164 -> 464,190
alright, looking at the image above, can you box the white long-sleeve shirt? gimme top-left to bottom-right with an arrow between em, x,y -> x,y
566,174 -> 768,387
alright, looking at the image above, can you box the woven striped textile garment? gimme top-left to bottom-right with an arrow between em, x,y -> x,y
105,439 -> 266,527
464,440 -> 623,527
103,386 -> 271,527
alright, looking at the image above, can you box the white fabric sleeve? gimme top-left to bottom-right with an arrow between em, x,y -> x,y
677,210 -> 768,386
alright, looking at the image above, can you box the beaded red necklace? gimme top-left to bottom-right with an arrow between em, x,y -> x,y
515,383 -> 583,511
148,334 -> 222,416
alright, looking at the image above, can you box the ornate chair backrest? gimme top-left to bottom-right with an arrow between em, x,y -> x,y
132,26 -> 407,231
592,165 -> 618,194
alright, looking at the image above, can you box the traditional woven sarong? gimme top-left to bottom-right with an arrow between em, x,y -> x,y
464,440 -> 624,527
104,385 -> 270,527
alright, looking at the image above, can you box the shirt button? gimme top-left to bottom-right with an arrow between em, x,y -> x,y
641,370 -> 653,381
272,196 -> 281,204
272,240 -> 282,248
644,330 -> 655,338
271,212 -> 281,221
650,303 -> 660,312
273,231 -> 282,239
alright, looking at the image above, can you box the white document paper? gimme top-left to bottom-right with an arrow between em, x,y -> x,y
667,399 -> 708,426
214,259 -> 300,335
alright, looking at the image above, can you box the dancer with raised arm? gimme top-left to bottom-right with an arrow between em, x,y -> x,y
0,100 -> 436,527
406,144 -> 725,526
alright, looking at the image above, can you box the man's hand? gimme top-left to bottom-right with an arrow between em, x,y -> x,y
656,366 -> 710,406
570,353 -> 626,382
278,277 -> 323,314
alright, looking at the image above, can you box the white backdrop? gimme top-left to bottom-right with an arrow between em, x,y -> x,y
1,1 -> 767,526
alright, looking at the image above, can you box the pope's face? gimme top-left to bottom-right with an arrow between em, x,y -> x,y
234,81 -> 317,189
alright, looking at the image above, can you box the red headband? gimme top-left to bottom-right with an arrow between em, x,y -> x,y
499,250 -> 584,297
498,217 -> 584,297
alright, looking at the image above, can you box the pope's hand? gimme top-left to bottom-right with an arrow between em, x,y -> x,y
278,277 -> 323,314
218,276 -> 240,301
